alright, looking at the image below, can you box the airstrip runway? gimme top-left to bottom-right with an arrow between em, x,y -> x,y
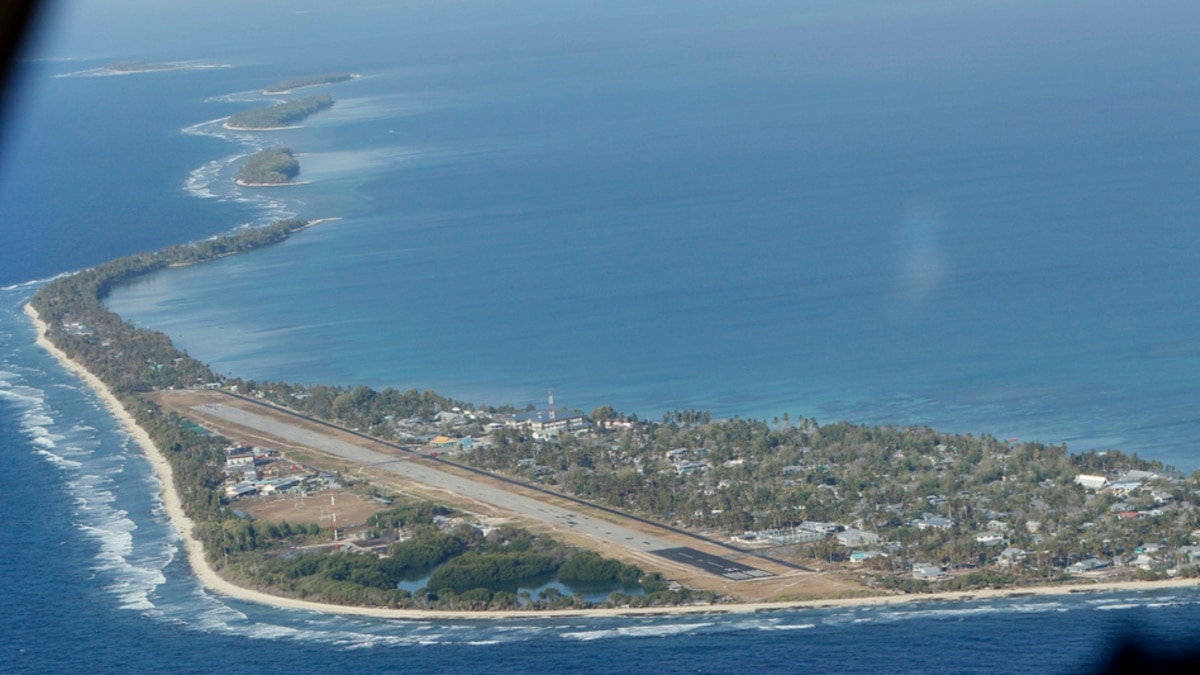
184,397 -> 783,582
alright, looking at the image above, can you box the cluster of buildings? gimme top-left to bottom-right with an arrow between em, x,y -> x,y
221,444 -> 323,500
1075,470 -> 1177,520
501,408 -> 588,439
665,447 -> 712,476
732,522 -> 882,548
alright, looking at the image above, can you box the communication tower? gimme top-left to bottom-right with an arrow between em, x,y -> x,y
330,487 -> 339,551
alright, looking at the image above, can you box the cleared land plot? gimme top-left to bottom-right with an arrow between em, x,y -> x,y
236,491 -> 382,526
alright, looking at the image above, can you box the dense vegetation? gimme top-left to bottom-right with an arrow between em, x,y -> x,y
455,415 -> 1199,586
236,148 -> 300,185
233,371 -> 1200,589
226,94 -> 334,129
29,213 -> 1200,601
28,220 -> 312,522
27,220 -> 710,611
230,519 -> 707,610
558,551 -> 643,585
31,219 -> 309,395
232,380 -> 471,432
264,73 -> 353,93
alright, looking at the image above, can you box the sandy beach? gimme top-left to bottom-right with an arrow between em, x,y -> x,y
262,74 -> 360,95
23,302 -> 1200,620
234,179 -> 312,188
222,122 -> 303,131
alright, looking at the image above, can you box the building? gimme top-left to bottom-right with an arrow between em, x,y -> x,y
1109,480 -> 1144,497
849,550 -> 886,564
258,476 -> 300,495
1074,474 -> 1110,490
913,563 -> 947,581
913,516 -> 954,531
676,460 -> 710,476
429,435 -> 458,448
1066,558 -> 1110,575
666,448 -> 690,461
225,482 -> 258,499
975,532 -> 1006,546
836,529 -> 881,548
1177,546 -> 1200,563
997,547 -> 1026,567
755,526 -> 826,545
1133,554 -> 1157,571
505,408 -> 586,437
224,444 -> 256,474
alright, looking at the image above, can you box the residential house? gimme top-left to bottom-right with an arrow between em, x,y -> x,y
1074,474 -> 1110,491
913,563 -> 947,581
1066,558 -> 1110,575
997,547 -> 1026,567
913,516 -> 954,531
975,532 -> 1006,546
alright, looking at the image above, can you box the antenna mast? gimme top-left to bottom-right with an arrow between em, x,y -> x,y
330,486 -> 339,551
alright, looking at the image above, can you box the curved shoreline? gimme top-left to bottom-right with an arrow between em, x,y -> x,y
222,122 -> 303,132
234,179 -> 312,188
262,74 -> 360,95
22,303 -> 1200,619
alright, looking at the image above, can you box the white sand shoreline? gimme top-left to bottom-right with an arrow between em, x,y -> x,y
22,302 -> 1200,620
262,73 -> 360,96
234,179 -> 312,188
222,122 -> 303,132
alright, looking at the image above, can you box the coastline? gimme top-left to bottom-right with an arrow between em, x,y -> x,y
234,178 -> 312,188
262,74 -> 360,95
222,122 -> 303,132
163,218 -> 340,267
22,302 -> 1200,619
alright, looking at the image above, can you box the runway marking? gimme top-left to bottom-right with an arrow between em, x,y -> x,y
650,547 -> 774,580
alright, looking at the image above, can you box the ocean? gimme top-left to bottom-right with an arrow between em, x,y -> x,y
2,0 -> 1200,671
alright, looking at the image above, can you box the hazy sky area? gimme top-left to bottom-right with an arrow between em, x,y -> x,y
25,0 -> 1192,63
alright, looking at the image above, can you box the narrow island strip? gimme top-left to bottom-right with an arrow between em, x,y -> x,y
25,219 -> 1200,618
224,94 -> 334,131
21,310 -> 1200,619
104,60 -> 176,73
18,318 -> 1200,619
263,72 -> 356,95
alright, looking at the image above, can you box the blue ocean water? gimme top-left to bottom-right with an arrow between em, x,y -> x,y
3,1 -> 1200,671
99,0 -> 1200,469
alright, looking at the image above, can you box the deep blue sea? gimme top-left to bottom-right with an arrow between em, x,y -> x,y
3,1 -> 1200,671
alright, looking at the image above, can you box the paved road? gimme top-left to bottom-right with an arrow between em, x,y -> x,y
197,403 -> 687,554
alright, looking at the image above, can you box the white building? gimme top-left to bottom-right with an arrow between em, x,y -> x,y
913,563 -> 946,580
1074,474 -> 1110,490
505,408 -> 586,437
975,532 -> 1006,546
836,529 -> 881,548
